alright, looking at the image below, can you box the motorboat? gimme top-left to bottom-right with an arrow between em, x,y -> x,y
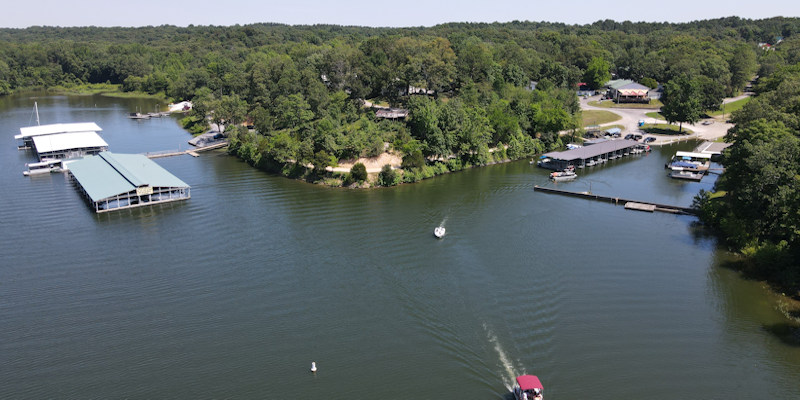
669,170 -> 704,181
23,159 -> 62,176
128,112 -> 150,120
665,151 -> 711,172
434,226 -> 446,238
550,169 -> 577,181
536,157 -> 558,170
513,375 -> 543,400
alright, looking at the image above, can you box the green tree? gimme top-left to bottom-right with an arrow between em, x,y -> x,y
660,75 -> 702,133
275,94 -> 314,130
215,93 -> 248,133
583,56 -> 611,90
402,149 -> 426,170
350,162 -> 367,182
312,150 -> 333,174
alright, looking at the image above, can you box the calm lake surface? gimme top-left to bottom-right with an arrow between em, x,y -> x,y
1,93 -> 799,399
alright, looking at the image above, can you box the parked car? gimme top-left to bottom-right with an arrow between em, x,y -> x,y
634,134 -> 643,140
624,134 -> 634,140
702,120 -> 714,125
644,137 -> 656,143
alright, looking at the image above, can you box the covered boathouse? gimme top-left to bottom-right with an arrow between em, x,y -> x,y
15,122 -> 108,161
541,139 -> 640,170
68,152 -> 190,213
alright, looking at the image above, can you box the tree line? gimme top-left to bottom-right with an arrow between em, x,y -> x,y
0,18 -> 796,186
694,45 -> 800,293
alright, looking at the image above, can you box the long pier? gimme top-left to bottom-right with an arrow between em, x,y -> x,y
146,141 -> 228,159
533,185 -> 696,215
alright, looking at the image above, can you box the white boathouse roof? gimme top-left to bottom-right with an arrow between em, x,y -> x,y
16,122 -> 103,140
31,131 -> 109,154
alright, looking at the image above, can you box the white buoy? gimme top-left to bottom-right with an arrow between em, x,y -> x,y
310,362 -> 317,372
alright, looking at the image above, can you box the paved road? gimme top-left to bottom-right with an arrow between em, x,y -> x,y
579,94 -> 747,145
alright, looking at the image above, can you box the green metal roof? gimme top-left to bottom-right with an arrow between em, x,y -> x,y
68,152 -> 189,202
606,79 -> 635,89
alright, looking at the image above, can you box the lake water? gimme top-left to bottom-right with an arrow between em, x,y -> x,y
1,93 -> 799,399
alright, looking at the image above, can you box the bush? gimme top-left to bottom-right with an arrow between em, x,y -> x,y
350,162 -> 367,182
402,150 -> 426,170
377,164 -> 398,186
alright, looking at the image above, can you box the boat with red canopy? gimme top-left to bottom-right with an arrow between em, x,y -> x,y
513,375 -> 543,400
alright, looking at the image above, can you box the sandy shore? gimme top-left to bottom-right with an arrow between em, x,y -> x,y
327,152 -> 402,173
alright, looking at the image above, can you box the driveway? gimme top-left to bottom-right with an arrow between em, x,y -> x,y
579,94 -> 745,145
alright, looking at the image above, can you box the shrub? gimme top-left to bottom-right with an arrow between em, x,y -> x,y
377,164 -> 398,186
350,162 -> 367,182
402,150 -> 426,170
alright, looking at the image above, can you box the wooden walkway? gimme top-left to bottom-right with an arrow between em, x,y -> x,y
146,141 -> 228,159
533,185 -> 696,215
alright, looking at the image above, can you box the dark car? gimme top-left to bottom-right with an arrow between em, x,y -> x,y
644,137 -> 656,143
624,134 -> 634,140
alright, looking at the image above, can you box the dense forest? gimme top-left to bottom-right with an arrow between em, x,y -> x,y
2,18 -> 800,287
694,58 -> 800,294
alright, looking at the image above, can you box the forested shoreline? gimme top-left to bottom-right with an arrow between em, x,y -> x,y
2,18 -> 800,289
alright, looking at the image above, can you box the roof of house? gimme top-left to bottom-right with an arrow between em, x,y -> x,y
68,152 -> 189,202
617,82 -> 650,91
31,131 -> 108,154
376,108 -> 409,118
606,79 -> 635,89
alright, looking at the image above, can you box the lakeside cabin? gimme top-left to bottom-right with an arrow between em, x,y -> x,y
15,122 -> 108,161
539,139 -> 641,170
68,151 -> 190,213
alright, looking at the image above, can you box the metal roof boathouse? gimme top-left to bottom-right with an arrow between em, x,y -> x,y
542,139 -> 642,170
68,152 -> 190,213
16,122 -> 108,161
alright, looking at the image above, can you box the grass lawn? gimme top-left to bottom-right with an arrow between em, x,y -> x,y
365,97 -> 391,107
645,111 -> 663,119
708,96 -> 751,117
641,123 -> 694,135
581,110 -> 622,126
588,99 -> 663,109
48,83 -> 168,100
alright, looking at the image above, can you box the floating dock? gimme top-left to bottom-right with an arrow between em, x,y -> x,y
533,185 -> 695,215
694,141 -> 732,158
145,141 -> 228,159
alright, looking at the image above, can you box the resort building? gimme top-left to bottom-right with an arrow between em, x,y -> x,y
605,79 -> 651,103
68,152 -> 190,213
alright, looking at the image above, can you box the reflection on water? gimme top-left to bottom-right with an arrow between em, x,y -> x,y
0,93 -> 799,399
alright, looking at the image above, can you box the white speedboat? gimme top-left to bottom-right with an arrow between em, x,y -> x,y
434,226 -> 446,238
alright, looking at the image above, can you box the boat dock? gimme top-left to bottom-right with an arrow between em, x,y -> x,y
145,141 -> 228,159
533,185 -> 695,215
539,139 -> 645,170
694,141 -> 732,158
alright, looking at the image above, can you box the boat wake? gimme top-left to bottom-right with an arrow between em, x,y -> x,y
484,323 -> 523,392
